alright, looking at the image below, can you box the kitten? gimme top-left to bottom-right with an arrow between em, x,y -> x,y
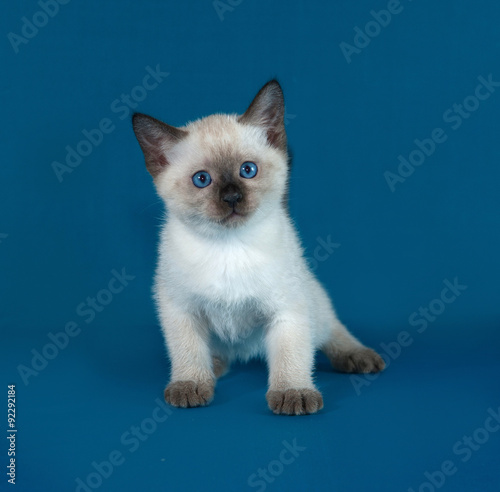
132,80 -> 385,415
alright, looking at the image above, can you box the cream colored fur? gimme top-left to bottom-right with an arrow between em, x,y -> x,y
132,81 -> 384,415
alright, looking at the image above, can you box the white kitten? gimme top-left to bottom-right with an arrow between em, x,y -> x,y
132,80 -> 384,415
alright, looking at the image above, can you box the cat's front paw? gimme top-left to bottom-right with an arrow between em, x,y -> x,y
332,347 -> 385,374
164,380 -> 214,408
266,388 -> 324,416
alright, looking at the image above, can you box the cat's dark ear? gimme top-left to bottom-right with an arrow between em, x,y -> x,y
239,80 -> 286,151
132,113 -> 188,178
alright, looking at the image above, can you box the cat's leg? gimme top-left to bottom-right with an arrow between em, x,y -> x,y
308,278 -> 385,374
321,318 -> 385,374
265,311 -> 324,416
158,292 -> 215,408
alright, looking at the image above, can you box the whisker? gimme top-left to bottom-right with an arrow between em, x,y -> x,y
136,199 -> 164,215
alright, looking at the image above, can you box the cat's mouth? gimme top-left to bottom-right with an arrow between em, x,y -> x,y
221,209 -> 247,224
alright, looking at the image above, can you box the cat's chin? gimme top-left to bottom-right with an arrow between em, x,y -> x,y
179,210 -> 251,232
218,210 -> 249,227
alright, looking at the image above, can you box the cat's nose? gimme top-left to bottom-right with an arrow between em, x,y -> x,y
221,184 -> 243,207
222,191 -> 242,207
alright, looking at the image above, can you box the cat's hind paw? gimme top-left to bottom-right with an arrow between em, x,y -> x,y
331,347 -> 385,374
212,356 -> 229,379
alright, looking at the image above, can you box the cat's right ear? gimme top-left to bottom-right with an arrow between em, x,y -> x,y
132,113 -> 188,178
239,80 -> 286,152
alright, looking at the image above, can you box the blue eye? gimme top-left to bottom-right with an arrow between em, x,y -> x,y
192,171 -> 212,188
240,161 -> 258,179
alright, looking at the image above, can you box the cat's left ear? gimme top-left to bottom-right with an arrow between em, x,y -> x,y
239,80 -> 286,151
132,113 -> 188,178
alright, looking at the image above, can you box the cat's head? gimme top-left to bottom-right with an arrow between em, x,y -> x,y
132,80 -> 289,232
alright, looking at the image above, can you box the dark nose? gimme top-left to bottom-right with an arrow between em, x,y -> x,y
223,192 -> 242,206
221,185 -> 242,207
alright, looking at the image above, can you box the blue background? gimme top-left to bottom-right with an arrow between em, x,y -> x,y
1,0 -> 499,491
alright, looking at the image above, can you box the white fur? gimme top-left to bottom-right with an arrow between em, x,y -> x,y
155,200 -> 362,391
133,87 -> 371,399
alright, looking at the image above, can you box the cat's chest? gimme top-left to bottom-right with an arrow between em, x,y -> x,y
169,234 -> 275,303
